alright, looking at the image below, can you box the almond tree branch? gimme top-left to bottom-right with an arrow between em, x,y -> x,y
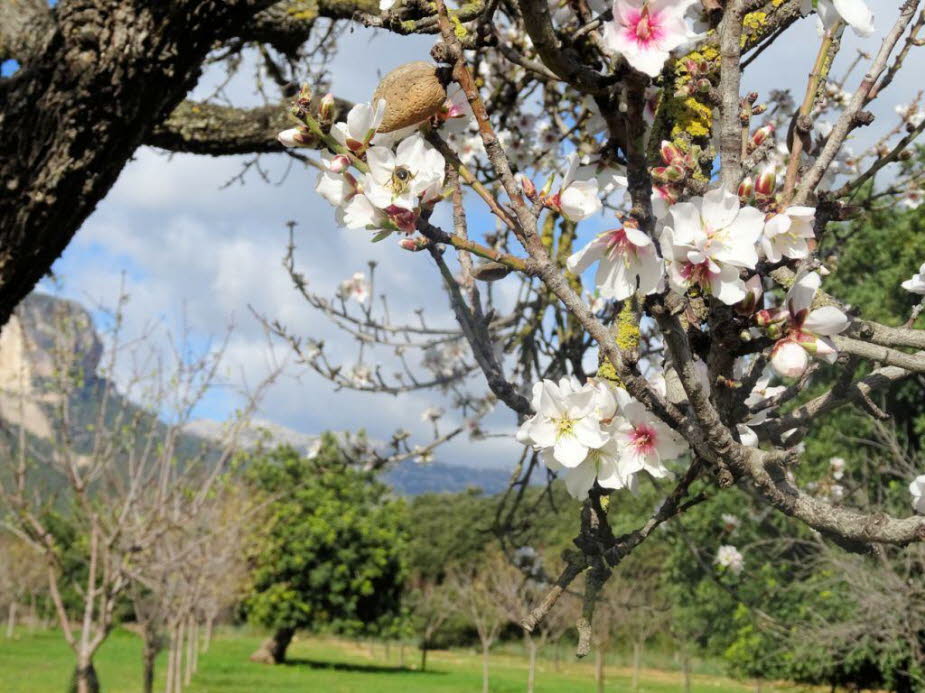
793,0 -> 923,204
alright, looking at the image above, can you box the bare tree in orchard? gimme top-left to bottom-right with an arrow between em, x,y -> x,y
260,0 -> 925,663
447,559 -> 506,693
0,532 -> 46,637
0,294 -> 278,693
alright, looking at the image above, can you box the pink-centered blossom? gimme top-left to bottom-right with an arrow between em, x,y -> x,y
764,272 -> 849,378
517,378 -> 613,468
566,222 -> 663,301
602,0 -> 695,78
660,187 -> 765,305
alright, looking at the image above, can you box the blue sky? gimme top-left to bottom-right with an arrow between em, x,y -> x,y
32,11 -> 921,468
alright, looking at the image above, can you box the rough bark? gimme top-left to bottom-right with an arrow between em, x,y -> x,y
0,0 -> 374,330
249,626 -> 295,664
139,621 -> 162,693
70,660 -> 100,693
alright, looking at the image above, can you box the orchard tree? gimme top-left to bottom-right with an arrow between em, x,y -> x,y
267,0 -> 925,666
244,438 -> 409,664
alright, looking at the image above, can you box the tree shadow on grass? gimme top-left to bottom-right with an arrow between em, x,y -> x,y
283,658 -> 445,675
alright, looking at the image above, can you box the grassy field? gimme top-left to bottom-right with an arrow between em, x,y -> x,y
0,627 -> 802,692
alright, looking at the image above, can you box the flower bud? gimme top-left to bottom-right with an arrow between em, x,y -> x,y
277,127 -> 312,148
297,83 -> 313,108
518,174 -> 537,200
327,154 -> 350,173
695,78 -> 712,93
660,140 -> 683,165
738,176 -> 754,201
755,166 -> 776,196
751,124 -> 775,147
755,307 -> 783,328
771,339 -> 809,378
652,166 -> 684,183
319,92 -> 336,120
398,237 -> 428,252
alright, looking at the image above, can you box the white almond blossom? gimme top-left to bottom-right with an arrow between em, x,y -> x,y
517,377 -> 612,468
910,475 -> 925,514
332,99 -> 386,153
349,364 -> 373,388
737,372 -> 787,446
721,513 -> 740,531
421,407 -> 445,422
801,0 -> 874,37
365,134 -> 445,214
602,0 -> 698,78
715,544 -> 744,575
660,187 -> 764,304
343,195 -> 388,231
761,206 -> 816,263
830,456 -> 846,480
895,103 -> 925,128
550,153 -> 602,222
765,272 -> 850,378
528,382 -> 688,499
901,262 -> 925,294
339,272 -> 370,303
609,387 -> 688,483
566,223 -> 663,301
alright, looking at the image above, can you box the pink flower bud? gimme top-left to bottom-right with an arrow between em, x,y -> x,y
398,237 -> 428,252
751,124 -> 775,147
755,307 -> 785,328
660,140 -> 683,165
652,166 -> 684,183
518,174 -> 537,200
771,339 -> 809,378
328,155 -> 350,173
755,166 -> 776,196
738,176 -> 754,201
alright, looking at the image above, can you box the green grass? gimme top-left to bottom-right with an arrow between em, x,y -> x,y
0,627 -> 805,692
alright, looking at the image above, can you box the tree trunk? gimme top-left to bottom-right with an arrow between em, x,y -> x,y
140,624 -> 160,693
191,620 -> 199,675
595,647 -> 605,693
385,639 -> 390,661
481,641 -> 490,693
554,639 -> 561,672
682,652 -> 692,693
420,646 -> 428,672
525,632 -> 537,693
202,615 -> 214,653
70,659 -> 100,693
399,642 -> 405,668
249,627 -> 295,664
174,618 -> 185,693
632,640 -> 642,692
184,617 -> 197,684
6,601 -> 16,637
165,628 -> 176,693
